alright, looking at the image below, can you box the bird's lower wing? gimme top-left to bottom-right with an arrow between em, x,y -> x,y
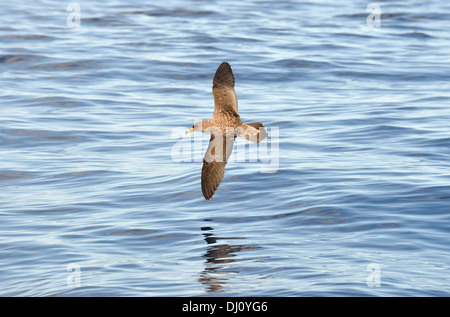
201,133 -> 234,200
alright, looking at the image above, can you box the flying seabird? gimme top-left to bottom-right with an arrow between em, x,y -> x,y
185,62 -> 267,200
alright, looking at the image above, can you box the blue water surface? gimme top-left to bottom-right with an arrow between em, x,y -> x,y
1,0 -> 449,296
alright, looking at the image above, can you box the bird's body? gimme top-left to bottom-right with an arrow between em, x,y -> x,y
186,62 -> 267,200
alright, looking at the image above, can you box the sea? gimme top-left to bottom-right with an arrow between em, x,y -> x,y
1,0 -> 449,296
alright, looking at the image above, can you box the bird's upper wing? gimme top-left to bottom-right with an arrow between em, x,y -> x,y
201,131 -> 235,200
212,62 -> 238,115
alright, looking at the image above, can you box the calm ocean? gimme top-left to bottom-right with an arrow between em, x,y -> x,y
1,0 -> 449,296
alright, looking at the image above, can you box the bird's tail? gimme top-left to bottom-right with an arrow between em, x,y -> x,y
240,122 -> 268,143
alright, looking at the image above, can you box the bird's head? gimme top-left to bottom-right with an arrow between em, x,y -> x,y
185,120 -> 204,134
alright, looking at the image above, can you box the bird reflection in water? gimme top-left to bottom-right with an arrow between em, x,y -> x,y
198,226 -> 260,293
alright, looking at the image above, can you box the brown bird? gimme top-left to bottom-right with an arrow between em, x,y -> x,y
186,62 -> 267,200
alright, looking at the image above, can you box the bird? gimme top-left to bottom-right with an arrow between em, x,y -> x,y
185,62 -> 267,200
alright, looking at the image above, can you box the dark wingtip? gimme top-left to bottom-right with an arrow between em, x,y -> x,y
202,185 -> 214,200
213,61 -> 235,88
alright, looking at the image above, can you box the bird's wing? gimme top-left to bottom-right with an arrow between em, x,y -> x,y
201,131 -> 235,200
212,62 -> 238,115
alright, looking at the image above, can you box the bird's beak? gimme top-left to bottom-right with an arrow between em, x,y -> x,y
185,127 -> 194,134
